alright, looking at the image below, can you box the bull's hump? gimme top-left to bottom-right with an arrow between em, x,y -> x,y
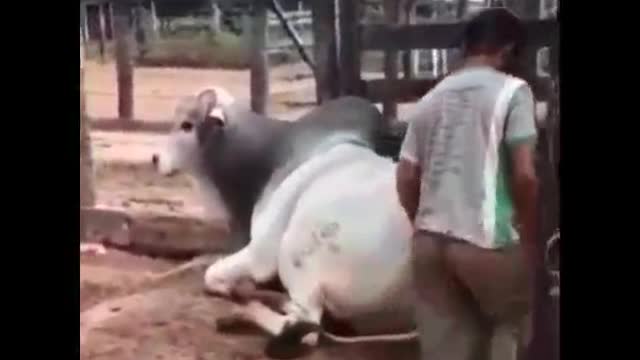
199,118 -> 291,225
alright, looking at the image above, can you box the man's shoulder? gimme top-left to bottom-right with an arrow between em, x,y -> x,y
448,67 -> 511,86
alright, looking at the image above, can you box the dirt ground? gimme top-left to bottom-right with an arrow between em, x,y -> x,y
81,61 -> 418,359
80,250 -> 418,360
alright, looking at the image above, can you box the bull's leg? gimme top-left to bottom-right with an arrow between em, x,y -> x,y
215,279 -> 293,335
230,300 -> 298,336
263,288 -> 325,359
280,297 -> 324,346
225,292 -> 324,359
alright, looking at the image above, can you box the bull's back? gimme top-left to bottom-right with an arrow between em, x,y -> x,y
294,97 -> 383,147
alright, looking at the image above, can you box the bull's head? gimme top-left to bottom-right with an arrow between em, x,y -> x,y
152,89 -> 225,176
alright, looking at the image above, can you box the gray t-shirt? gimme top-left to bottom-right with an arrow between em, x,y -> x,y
400,66 -> 537,249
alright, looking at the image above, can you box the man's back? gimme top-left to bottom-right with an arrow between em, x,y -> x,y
401,65 -> 536,249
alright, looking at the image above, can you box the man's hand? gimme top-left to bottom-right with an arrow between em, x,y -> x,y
396,159 -> 421,222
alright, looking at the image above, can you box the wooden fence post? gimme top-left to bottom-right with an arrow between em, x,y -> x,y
337,0 -> 361,97
382,0 -> 400,123
98,2 -> 108,62
150,0 -> 159,36
133,3 -> 149,56
80,31 -> 96,242
250,0 -> 269,114
113,1 -> 135,122
457,0 -> 469,18
516,2 -> 559,360
311,0 -> 339,103
401,0 -> 418,79
80,3 -> 89,45
209,0 -> 221,34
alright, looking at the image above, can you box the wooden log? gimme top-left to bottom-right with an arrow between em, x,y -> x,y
81,207 -> 233,258
360,19 -> 559,51
113,1 -> 135,122
250,0 -> 269,114
337,0 -> 362,96
381,0 -> 400,123
311,0 -> 339,103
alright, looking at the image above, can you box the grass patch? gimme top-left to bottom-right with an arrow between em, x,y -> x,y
137,31 -> 251,69
84,29 -> 301,69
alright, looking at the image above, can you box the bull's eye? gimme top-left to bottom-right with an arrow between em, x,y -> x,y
180,121 -> 194,132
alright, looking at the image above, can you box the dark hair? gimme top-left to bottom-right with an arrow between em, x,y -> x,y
462,8 -> 526,57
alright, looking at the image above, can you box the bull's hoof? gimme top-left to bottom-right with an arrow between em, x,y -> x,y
264,322 -> 320,359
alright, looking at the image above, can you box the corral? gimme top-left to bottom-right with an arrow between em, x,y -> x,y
80,1 -> 560,359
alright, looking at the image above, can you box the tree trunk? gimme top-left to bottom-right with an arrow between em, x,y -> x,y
80,33 -> 96,242
113,2 -> 135,122
250,0 -> 269,114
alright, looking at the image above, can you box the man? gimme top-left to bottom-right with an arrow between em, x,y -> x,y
396,8 -> 539,360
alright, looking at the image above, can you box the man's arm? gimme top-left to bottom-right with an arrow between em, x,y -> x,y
505,85 -> 540,273
397,159 -> 421,221
510,142 -> 539,272
396,119 -> 423,222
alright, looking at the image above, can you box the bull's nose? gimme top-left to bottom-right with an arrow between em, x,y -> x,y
151,154 -> 159,167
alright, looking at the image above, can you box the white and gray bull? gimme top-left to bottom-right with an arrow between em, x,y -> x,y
153,88 -> 417,358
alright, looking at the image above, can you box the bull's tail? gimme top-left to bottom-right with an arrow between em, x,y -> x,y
322,329 -> 418,343
264,320 -> 418,359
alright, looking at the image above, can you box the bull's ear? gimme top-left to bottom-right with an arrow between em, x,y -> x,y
196,89 -> 218,118
197,115 -> 225,145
